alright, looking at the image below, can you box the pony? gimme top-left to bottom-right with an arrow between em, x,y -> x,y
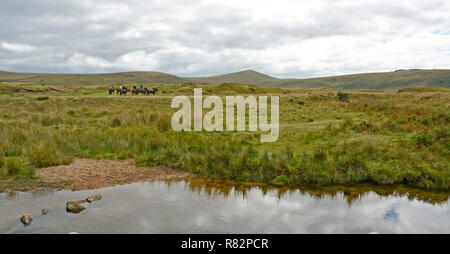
117,87 -> 128,95
148,87 -> 158,95
108,87 -> 115,95
141,87 -> 157,95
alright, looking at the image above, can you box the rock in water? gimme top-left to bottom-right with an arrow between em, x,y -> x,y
42,208 -> 49,215
20,214 -> 33,226
66,200 -> 86,213
86,195 -> 102,203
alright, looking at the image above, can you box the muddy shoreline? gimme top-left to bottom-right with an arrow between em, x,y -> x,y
36,158 -> 193,191
0,158 -> 447,205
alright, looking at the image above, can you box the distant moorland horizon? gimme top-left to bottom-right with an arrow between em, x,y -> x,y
1,68 -> 450,90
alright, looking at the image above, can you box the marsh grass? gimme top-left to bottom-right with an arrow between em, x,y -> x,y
0,155 -> 4,170
0,82 -> 448,191
5,157 -> 33,176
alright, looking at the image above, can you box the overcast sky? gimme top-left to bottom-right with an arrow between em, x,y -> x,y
0,0 -> 449,78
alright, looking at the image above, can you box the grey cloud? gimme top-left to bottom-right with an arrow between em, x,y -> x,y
0,0 -> 449,76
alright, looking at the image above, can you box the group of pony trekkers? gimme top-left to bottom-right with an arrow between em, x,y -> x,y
109,84 -> 158,95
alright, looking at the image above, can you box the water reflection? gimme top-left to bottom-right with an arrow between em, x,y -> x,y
177,178 -> 449,205
1,179 -> 449,234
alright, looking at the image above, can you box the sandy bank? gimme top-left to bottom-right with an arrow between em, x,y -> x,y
37,158 -> 192,191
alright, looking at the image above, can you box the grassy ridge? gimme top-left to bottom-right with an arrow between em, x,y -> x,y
270,69 -> 450,89
277,70 -> 450,90
0,71 -> 189,85
0,83 -> 449,191
2,69 -> 450,90
187,69 -> 279,84
187,69 -> 450,90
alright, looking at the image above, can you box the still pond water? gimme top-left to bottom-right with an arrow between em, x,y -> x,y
1,179 -> 448,234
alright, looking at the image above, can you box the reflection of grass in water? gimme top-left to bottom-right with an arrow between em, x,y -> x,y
0,82 -> 449,192
0,174 -> 69,193
175,178 -> 449,205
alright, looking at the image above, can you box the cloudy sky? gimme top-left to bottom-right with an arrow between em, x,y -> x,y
0,0 -> 449,78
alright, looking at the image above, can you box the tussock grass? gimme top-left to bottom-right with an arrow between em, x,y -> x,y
0,155 -> 4,169
0,82 -> 448,191
5,157 -> 32,176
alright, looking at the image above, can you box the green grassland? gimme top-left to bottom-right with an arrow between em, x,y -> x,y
0,82 -> 449,192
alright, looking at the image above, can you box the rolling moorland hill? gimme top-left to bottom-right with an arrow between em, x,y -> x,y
186,69 -> 450,90
1,69 -> 449,90
186,69 -> 280,85
0,71 -> 189,85
269,69 -> 450,90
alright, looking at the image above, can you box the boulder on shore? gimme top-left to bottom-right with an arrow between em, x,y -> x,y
86,195 -> 102,203
42,208 -> 49,215
20,214 -> 33,226
66,200 -> 86,213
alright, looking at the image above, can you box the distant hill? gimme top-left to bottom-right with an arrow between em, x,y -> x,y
1,69 -> 449,90
187,69 -> 450,90
0,70 -> 39,81
0,71 -> 190,85
186,70 -> 280,85
270,69 -> 450,90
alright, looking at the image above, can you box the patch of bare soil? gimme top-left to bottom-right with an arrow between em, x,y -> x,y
37,158 -> 193,191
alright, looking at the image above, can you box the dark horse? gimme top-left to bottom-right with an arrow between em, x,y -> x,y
147,87 -> 158,95
108,87 -> 115,95
131,88 -> 139,95
117,87 -> 128,95
140,87 -> 157,95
